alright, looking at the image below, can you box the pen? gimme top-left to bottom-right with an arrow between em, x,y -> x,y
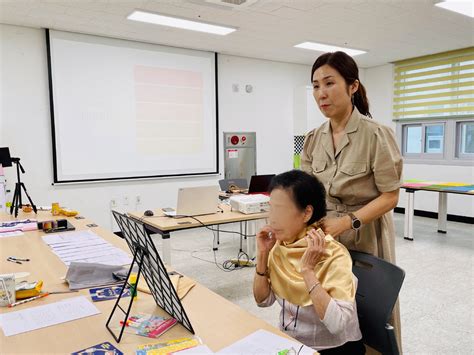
8,293 -> 50,308
7,258 -> 22,264
8,256 -> 30,262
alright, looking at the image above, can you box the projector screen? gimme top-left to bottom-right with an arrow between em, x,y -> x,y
46,30 -> 218,183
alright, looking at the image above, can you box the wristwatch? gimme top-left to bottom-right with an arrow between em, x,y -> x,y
348,212 -> 362,231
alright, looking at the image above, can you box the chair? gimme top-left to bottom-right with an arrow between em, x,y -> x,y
350,250 -> 405,355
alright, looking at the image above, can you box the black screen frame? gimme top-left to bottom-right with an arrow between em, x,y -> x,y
45,29 -> 219,184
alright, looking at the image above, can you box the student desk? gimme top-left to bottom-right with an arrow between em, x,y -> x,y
128,205 -> 269,265
0,211 -> 308,354
401,180 -> 474,240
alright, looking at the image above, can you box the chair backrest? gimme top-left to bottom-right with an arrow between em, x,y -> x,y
350,250 -> 405,354
218,178 -> 248,192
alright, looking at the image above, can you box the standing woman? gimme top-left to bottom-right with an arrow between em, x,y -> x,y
301,51 -> 403,351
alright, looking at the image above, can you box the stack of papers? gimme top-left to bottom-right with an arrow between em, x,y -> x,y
42,230 -> 132,266
0,296 -> 100,337
120,313 -> 177,339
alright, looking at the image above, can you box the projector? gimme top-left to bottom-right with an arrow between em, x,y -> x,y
229,194 -> 270,214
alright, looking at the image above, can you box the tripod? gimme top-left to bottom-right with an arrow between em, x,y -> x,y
10,158 -> 37,218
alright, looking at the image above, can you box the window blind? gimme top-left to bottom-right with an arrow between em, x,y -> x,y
393,47 -> 474,120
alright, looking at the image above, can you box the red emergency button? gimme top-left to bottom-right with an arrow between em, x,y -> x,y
231,135 -> 239,145
242,136 -> 246,142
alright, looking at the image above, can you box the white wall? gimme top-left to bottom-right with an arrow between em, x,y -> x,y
293,85 -> 327,136
364,64 -> 474,217
0,24 -> 310,229
218,55 -> 309,174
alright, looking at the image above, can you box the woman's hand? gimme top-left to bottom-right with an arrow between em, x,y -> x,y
256,225 -> 277,255
301,228 -> 326,273
321,216 -> 351,237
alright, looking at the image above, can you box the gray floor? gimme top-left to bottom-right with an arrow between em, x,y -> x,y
151,214 -> 474,354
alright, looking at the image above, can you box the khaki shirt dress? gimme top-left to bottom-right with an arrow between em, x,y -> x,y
301,107 -> 404,352
301,107 -> 403,262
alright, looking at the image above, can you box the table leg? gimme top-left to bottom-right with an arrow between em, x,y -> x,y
438,192 -> 448,234
246,221 -> 256,259
239,221 -> 243,252
213,225 -> 219,251
404,190 -> 415,241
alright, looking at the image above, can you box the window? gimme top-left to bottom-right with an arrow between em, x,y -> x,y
424,124 -> 444,154
457,121 -> 474,158
402,122 -> 445,157
398,118 -> 473,165
394,47 -> 473,166
405,125 -> 422,154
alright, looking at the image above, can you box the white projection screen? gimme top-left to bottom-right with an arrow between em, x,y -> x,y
46,30 -> 218,183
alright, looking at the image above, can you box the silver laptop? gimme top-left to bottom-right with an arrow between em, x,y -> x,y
163,186 -> 220,217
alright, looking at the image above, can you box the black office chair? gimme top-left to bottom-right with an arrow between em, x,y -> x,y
350,250 -> 405,355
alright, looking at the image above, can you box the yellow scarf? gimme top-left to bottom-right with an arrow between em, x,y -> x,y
268,226 -> 355,306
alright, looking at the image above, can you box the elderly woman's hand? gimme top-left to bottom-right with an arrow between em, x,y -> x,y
300,228 -> 326,273
256,225 -> 277,255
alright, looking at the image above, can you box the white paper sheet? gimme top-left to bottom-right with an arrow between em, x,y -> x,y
42,230 -> 132,266
0,296 -> 100,336
216,329 -> 314,355
0,231 -> 24,238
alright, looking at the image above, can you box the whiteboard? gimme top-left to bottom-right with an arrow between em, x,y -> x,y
46,30 -> 218,183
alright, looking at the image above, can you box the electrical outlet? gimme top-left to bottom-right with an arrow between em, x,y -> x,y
123,196 -> 129,205
136,195 -> 141,205
110,199 -> 117,208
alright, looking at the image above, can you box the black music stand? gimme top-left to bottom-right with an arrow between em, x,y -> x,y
106,211 -> 194,343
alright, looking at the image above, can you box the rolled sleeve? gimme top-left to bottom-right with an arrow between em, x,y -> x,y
321,298 -> 357,336
256,288 -> 276,308
372,126 -> 403,193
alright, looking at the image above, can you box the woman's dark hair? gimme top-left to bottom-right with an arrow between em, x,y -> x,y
268,170 -> 326,226
311,51 -> 372,118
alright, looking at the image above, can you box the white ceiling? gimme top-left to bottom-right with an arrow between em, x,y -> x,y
0,0 -> 473,68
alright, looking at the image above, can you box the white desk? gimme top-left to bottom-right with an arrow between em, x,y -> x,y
128,205 -> 268,265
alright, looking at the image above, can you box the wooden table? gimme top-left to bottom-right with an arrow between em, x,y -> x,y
128,205 -> 268,265
401,180 -> 474,240
0,211 -> 306,354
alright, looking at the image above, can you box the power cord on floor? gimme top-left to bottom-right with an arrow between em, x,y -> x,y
169,214 -> 255,272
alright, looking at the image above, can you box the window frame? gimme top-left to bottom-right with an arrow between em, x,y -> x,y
396,115 -> 473,166
456,120 -> 474,160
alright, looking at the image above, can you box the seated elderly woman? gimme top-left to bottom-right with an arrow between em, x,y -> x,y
253,170 -> 365,354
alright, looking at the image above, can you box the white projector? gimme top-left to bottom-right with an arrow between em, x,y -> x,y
229,194 -> 270,214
